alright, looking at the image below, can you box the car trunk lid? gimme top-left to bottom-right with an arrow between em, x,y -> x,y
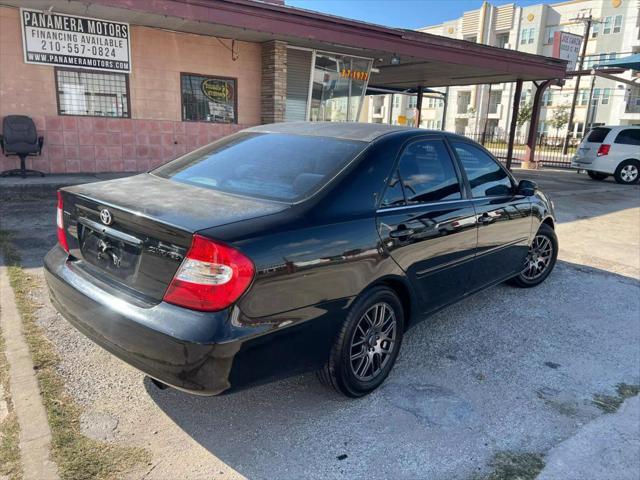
60,173 -> 286,303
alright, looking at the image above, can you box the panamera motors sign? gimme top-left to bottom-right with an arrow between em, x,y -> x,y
20,8 -> 131,72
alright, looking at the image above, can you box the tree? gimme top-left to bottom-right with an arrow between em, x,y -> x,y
517,102 -> 533,127
549,106 -> 570,138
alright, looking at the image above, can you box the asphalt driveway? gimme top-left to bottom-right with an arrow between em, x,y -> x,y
0,168 -> 638,479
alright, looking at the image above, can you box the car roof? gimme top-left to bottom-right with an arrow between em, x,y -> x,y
595,125 -> 640,130
245,122 -> 423,142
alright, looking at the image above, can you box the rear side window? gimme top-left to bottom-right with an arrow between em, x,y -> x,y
153,133 -> 366,202
614,129 -> 640,146
452,141 -> 513,197
394,139 -> 461,204
586,127 -> 611,143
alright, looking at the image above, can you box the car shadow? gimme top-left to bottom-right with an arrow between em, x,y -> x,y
144,259 -> 640,479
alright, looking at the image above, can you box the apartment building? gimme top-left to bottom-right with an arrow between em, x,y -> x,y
363,0 -> 640,138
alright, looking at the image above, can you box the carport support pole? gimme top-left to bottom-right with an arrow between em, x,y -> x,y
505,79 -> 523,171
524,79 -> 552,168
415,86 -> 424,128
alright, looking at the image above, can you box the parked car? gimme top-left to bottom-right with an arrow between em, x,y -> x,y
572,125 -> 640,185
44,123 -> 558,398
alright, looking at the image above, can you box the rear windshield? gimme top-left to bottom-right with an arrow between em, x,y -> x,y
585,127 -> 611,143
152,132 -> 367,202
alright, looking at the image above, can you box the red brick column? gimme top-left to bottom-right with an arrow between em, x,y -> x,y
261,40 -> 287,124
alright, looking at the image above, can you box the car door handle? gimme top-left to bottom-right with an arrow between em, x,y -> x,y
477,213 -> 494,225
389,228 -> 415,238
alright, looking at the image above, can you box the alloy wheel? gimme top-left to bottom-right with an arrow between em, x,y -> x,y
349,302 -> 397,381
620,165 -> 638,183
521,234 -> 553,281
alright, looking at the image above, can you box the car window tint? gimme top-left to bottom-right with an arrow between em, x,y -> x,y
452,141 -> 513,198
614,129 -> 640,146
152,133 -> 366,202
586,127 -> 611,143
381,171 -> 406,207
396,140 -> 461,204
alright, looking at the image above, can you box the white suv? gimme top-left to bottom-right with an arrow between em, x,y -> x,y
572,126 -> 640,185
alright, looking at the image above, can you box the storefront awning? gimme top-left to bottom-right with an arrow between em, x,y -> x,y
10,0 -> 568,88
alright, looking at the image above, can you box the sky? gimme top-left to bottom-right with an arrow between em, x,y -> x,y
286,0 -> 542,30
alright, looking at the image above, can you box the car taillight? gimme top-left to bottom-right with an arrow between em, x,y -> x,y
163,234 -> 254,312
56,191 -> 69,253
597,144 -> 611,156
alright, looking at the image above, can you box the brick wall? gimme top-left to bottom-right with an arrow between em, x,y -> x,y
261,40 -> 288,124
0,116 -> 245,174
0,6 -> 259,174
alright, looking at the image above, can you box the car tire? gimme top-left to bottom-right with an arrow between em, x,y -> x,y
508,223 -> 558,288
613,160 -> 640,185
587,170 -> 608,181
318,286 -> 404,397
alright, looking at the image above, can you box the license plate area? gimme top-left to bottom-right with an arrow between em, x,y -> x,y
78,218 -> 142,282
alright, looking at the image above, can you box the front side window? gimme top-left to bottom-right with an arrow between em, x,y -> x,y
153,133 -> 366,202
614,129 -> 640,146
55,68 -> 129,117
603,16 -> 612,34
181,74 -> 237,123
452,141 -> 513,197
395,140 -> 462,204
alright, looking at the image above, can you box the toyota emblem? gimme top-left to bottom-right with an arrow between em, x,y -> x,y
99,208 -> 113,225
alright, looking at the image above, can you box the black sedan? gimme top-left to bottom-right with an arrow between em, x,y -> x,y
44,122 -> 558,397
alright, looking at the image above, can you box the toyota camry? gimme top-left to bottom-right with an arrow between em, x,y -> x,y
44,122 -> 558,397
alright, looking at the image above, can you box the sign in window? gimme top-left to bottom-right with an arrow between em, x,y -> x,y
181,74 -> 237,124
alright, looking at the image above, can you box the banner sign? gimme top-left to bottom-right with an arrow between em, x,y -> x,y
552,31 -> 582,72
20,8 -> 131,72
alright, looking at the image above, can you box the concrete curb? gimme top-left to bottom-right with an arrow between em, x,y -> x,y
0,263 -> 59,480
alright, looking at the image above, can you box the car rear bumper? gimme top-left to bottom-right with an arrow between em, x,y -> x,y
44,245 -> 348,395
44,245 -> 241,395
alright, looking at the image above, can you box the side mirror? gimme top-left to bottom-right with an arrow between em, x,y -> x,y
517,179 -> 537,197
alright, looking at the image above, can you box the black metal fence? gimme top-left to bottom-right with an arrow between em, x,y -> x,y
463,132 -> 582,169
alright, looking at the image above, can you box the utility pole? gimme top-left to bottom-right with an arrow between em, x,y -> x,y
584,73 -> 597,130
562,12 -> 597,154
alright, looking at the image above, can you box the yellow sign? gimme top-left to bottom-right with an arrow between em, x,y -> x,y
340,68 -> 369,81
611,0 -> 622,7
201,79 -> 234,103
397,115 -> 407,126
527,13 -> 535,22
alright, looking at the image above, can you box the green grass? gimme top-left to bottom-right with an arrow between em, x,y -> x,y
592,383 -> 640,414
476,451 -> 546,480
0,319 -> 22,480
0,231 -> 150,480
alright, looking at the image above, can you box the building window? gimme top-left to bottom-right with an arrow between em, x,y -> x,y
591,23 -> 599,38
408,96 -> 418,109
488,91 -> 502,114
181,73 -> 237,123
496,33 -> 510,48
528,28 -> 536,44
613,15 -> 623,34
394,96 -> 401,108
520,28 -> 535,45
55,68 -> 129,117
603,16 -> 612,35
545,26 -> 559,44
542,90 -> 553,107
601,88 -> 611,105
579,89 -> 589,106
